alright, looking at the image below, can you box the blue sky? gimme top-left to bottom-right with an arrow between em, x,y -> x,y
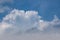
0,0 -> 60,21
0,0 -> 60,40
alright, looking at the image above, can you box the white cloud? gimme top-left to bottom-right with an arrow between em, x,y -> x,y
0,9 -> 60,40
0,9 -> 60,33
2,9 -> 41,33
38,15 -> 60,32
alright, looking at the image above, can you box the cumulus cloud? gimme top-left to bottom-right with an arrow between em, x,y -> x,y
0,9 -> 60,34
0,9 -> 60,40
1,9 -> 41,34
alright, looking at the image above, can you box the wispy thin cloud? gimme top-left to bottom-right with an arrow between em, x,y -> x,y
0,0 -> 14,4
0,6 -> 11,13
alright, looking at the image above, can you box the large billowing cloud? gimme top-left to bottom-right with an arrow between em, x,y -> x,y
0,9 -> 60,33
0,9 -> 60,40
0,9 -> 41,34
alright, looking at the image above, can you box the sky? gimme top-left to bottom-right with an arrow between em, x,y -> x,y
0,0 -> 60,40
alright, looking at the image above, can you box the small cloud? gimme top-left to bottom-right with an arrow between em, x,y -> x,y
0,0 -> 14,4
0,6 -> 12,13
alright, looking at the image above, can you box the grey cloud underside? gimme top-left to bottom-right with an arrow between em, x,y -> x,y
0,33 -> 60,40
